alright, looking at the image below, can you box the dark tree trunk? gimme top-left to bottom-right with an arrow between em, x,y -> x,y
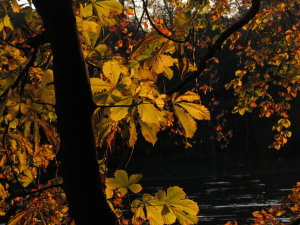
32,0 -> 117,224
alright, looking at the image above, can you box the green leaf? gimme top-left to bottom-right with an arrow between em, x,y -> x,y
109,98 -> 133,121
138,103 -> 164,123
174,106 -> 197,138
176,102 -> 210,120
103,60 -> 121,85
90,78 -> 113,93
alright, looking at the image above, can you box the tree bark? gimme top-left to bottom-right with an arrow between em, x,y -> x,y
32,0 -> 117,224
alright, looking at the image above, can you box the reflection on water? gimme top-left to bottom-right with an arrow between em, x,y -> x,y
129,153 -> 300,225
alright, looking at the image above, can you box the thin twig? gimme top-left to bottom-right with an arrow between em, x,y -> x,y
0,36 -> 32,50
166,0 -> 261,95
142,0 -> 190,43
11,184 -> 63,197
0,44 -> 40,98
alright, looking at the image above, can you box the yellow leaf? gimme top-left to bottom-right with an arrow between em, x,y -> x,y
138,103 -> 164,123
177,102 -> 210,120
103,60 -> 121,85
174,106 -> 197,138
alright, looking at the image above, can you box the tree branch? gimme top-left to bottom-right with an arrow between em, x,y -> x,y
166,0 -> 261,95
0,44 -> 40,99
11,184 -> 63,197
142,0 -> 190,43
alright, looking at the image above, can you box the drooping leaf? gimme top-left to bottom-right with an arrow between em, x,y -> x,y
139,120 -> 159,145
138,103 -> 164,123
174,106 -> 197,138
176,102 -> 210,120
128,118 -> 137,147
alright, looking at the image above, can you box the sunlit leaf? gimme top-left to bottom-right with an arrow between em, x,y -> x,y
138,103 -> 164,123
176,102 -> 210,120
110,98 -> 133,121
139,120 -> 159,145
103,60 -> 121,85
174,106 -> 197,138
105,170 -> 142,195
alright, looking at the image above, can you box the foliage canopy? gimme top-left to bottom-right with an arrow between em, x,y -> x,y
0,0 -> 298,224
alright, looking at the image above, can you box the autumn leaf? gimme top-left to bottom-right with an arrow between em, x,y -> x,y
103,60 -> 121,85
176,102 -> 210,120
138,103 -> 164,123
144,54 -> 174,74
109,98 -> 133,121
105,170 -> 142,195
90,78 -> 113,93
174,106 -> 197,138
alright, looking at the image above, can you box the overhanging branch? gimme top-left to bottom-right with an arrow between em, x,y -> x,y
166,0 -> 261,95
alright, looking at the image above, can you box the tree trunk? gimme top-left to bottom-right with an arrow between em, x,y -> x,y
32,0 -> 117,224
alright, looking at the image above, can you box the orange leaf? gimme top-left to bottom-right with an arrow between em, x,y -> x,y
126,8 -> 134,15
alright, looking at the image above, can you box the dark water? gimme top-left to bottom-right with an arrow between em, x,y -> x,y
128,152 -> 300,225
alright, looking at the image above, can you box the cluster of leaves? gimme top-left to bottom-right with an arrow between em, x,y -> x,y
105,170 -> 199,225
0,0 -> 211,223
226,182 -> 300,225
224,0 -> 300,149
0,0 -> 298,223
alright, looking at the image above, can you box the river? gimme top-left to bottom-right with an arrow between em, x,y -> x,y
127,151 -> 300,224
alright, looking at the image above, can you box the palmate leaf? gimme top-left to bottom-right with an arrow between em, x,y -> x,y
131,199 -> 146,224
105,170 -> 142,195
109,98 -> 133,121
90,78 -> 113,93
83,0 -> 123,26
139,120 -> 159,145
156,187 -> 199,225
103,60 -> 121,86
144,54 -> 174,75
138,103 -> 164,124
174,106 -> 197,138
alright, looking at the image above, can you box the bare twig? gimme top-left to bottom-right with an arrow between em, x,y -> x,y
142,0 -> 190,43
